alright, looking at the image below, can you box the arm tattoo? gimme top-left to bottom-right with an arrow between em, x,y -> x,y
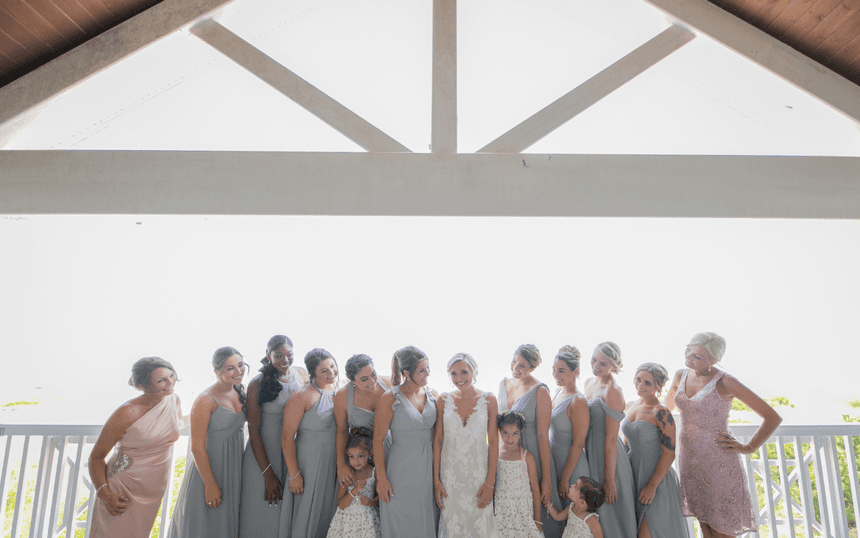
656,409 -> 668,427
659,430 -> 676,451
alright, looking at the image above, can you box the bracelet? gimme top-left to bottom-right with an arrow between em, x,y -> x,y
261,463 -> 272,475
484,482 -> 494,489
350,489 -> 359,499
95,483 -> 108,495
289,471 -> 301,481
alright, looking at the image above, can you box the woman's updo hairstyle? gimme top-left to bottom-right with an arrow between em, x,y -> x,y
554,345 -> 581,372
593,341 -> 623,372
345,354 -> 375,382
212,346 -> 247,411
305,348 -> 336,382
346,426 -> 374,453
129,357 -> 178,389
515,344 -> 541,369
446,352 -> 478,380
635,362 -> 670,388
689,332 -> 726,363
258,334 -> 294,406
391,345 -> 428,386
577,476 -> 606,513
497,410 -> 526,431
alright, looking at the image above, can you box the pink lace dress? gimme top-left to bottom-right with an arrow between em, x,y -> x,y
675,369 -> 756,536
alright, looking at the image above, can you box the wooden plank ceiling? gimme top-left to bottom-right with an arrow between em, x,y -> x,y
1,0 -> 859,91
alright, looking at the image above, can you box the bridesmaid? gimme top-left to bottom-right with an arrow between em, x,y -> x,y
168,347 -> 247,538
497,343 -> 562,537
549,346 -> 590,517
239,335 -> 309,537
582,341 -> 637,538
622,363 -> 688,538
374,345 -> 438,538
282,348 -> 340,538
334,354 -> 389,487
665,332 -> 782,538
432,353 -> 499,537
89,358 -> 182,538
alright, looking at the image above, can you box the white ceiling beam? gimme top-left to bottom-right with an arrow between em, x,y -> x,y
0,0 -> 233,146
189,20 -> 410,153
2,151 -> 858,218
643,0 -> 860,125
479,24 -> 694,154
432,0 -> 457,153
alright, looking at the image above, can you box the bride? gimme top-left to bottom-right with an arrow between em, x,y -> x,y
432,353 -> 499,538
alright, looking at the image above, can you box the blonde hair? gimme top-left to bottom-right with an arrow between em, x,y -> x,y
447,353 -> 478,379
515,344 -> 542,368
593,341 -> 623,372
689,332 -> 726,363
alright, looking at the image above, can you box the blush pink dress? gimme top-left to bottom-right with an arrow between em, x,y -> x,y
675,369 -> 756,536
90,393 -> 181,538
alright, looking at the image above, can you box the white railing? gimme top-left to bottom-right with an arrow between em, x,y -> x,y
1,423 -> 859,538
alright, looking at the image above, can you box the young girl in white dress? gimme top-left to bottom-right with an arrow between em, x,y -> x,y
326,428 -> 381,538
547,477 -> 606,538
494,411 -> 544,538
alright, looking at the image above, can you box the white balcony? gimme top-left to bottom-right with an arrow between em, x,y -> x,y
1,423 -> 858,537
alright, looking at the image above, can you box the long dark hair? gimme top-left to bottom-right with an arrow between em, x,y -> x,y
258,335 -> 294,406
213,346 -> 247,413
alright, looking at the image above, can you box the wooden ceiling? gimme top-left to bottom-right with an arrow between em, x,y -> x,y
1,0 -> 859,91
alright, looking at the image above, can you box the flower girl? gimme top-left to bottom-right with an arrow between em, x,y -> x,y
546,477 -> 606,538
326,428 -> 380,538
494,411 -> 544,538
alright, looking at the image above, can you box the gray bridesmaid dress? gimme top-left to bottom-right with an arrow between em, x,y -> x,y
549,392 -> 590,502
621,418 -> 689,538
348,379 -> 389,431
379,385 -> 438,538
239,373 -> 302,537
167,397 -> 246,538
498,380 -> 563,538
584,398 -> 638,538
285,381 -> 338,538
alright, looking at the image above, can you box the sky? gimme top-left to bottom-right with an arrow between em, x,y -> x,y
2,216 -> 859,426
1,0 -> 860,426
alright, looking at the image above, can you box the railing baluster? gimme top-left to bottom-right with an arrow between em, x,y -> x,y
1,435 -> 13,525
823,436 -> 848,537
740,435 -> 761,537
844,433 -> 860,538
30,435 -> 51,538
48,437 -> 67,538
775,437 -> 795,538
810,436 -> 833,537
794,437 -> 816,537
758,441 -> 777,533
11,435 -> 31,538
65,436 -> 85,538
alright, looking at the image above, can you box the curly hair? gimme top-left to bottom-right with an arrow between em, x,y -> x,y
497,410 -> 526,431
258,335 -> 294,407
577,476 -> 606,513
346,426 -> 374,453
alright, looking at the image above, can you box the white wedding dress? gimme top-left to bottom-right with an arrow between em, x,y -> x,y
438,392 -> 498,538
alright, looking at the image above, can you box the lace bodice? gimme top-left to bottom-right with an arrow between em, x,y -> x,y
494,456 -> 543,538
562,511 -> 598,538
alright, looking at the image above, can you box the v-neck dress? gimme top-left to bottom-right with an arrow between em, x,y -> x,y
498,379 -> 564,538
239,372 -> 302,537
621,418 -> 688,538
675,369 -> 755,536
584,397 -> 637,538
90,394 -> 181,538
167,396 -> 246,538
379,385 -> 438,538
348,379 -> 391,459
286,381 -> 338,538
437,392 -> 497,538
549,392 -> 590,509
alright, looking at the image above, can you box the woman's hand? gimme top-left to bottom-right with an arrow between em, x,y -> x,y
288,473 -> 304,495
263,471 -> 283,505
715,431 -> 752,454
604,479 -> 617,504
638,484 -> 657,505
337,463 -> 356,487
204,482 -> 222,509
434,479 -> 448,510
540,476 -> 552,506
98,487 -> 129,516
558,477 -> 570,500
476,483 -> 493,509
377,477 -> 394,504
